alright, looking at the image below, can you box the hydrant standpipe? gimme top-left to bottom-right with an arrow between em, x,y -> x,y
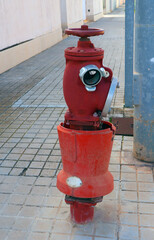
56,25 -> 117,224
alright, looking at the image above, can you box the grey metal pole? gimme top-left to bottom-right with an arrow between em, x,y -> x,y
133,0 -> 154,162
125,0 -> 134,107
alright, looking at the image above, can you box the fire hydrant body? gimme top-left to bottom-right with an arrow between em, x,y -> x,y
57,25 -> 117,224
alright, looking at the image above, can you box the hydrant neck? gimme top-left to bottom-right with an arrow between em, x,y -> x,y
77,39 -> 94,49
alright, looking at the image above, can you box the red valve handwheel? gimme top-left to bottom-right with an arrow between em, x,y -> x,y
65,24 -> 104,38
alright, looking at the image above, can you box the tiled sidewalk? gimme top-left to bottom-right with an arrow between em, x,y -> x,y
0,5 -> 154,240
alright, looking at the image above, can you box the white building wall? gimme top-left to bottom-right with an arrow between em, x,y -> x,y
67,0 -> 83,26
103,0 -> 111,14
110,0 -> 117,11
0,0 -> 62,50
0,0 -> 62,73
86,0 -> 103,21
103,0 -> 124,14
116,0 -> 120,8
60,0 -> 83,32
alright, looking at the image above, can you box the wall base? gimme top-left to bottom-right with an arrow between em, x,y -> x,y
61,20 -> 83,33
68,20 -> 83,29
87,12 -> 103,22
0,28 -> 62,74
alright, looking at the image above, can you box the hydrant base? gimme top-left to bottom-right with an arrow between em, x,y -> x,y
65,195 -> 103,224
70,202 -> 95,224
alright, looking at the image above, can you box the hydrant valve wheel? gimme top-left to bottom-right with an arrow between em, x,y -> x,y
65,25 -> 104,38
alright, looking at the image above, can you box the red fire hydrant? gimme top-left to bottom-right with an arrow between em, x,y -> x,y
57,25 -> 117,224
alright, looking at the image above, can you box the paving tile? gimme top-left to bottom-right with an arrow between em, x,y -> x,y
10,148 -> 25,154
33,155 -> 48,162
0,230 -> 8,240
120,213 -> 138,225
44,196 -> 62,207
7,138 -> 21,143
0,176 -> 5,183
48,156 -> 61,162
0,147 -> 12,154
94,238 -> 114,240
37,149 -> 51,155
15,161 -> 30,168
19,154 -> 35,161
24,195 -> 44,206
121,173 -> 136,182
95,222 -> 117,238
121,165 -> 136,173
139,214 -> 154,227
139,192 -> 154,203
30,186 -> 49,195
119,225 -> 139,240
7,230 -> 28,240
40,207 -> 58,219
56,207 -> 70,220
53,220 -> 72,234
0,193 -> 10,204
16,142 -> 30,148
137,173 -> 153,182
140,227 -> 154,240
1,204 -> 22,216
27,232 -> 49,240
32,218 -> 53,232
137,166 -> 152,174
103,189 -> 119,201
52,150 -> 61,156
34,177 -> 51,186
72,222 -> 94,236
0,153 -> 8,160
19,206 -> 40,217
40,169 -> 56,177
42,143 -> 55,149
48,187 -> 63,197
49,234 -> 71,240
112,140 -> 122,151
0,216 -> 15,229
109,164 -> 120,172
120,191 -> 137,202
26,168 -> 42,176
0,167 -> 11,175
121,182 -> 137,191
139,203 -> 154,214
94,201 -> 117,224
51,177 -> 57,187
18,176 -> 36,185
0,183 -> 15,194
120,201 -> 137,213
9,168 -> 24,176
13,184 -> 32,195
138,182 -> 154,192
1,160 -> 16,167
28,143 -> 42,149
29,161 -> 45,169
122,141 -> 133,151
44,162 -> 59,169
6,153 -> 21,160
8,194 -> 26,205
24,148 -> 38,155
71,236 -> 93,240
